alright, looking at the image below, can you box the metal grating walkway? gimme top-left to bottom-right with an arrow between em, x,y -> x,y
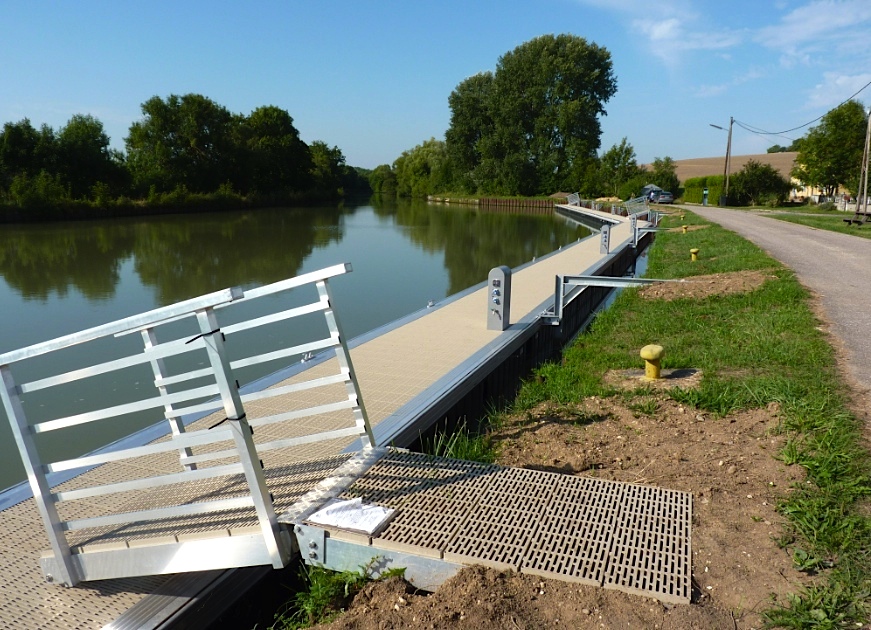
326,450 -> 692,604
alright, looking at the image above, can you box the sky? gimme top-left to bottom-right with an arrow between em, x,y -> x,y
2,0 -> 870,170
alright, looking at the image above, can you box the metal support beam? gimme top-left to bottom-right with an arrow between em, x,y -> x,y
547,275 -> 682,325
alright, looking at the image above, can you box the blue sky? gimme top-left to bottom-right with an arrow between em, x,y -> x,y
2,0 -> 870,170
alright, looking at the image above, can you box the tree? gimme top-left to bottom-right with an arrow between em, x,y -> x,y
240,106 -> 311,194
617,172 -> 650,201
650,156 -> 680,194
8,170 -> 68,211
445,72 -> 494,193
0,119 -> 57,189
393,138 -> 451,197
308,141 -> 346,197
599,138 -> 640,196
57,114 -> 124,199
792,100 -> 868,197
368,164 -> 397,195
731,159 -> 790,206
444,34 -> 617,195
125,94 -> 237,194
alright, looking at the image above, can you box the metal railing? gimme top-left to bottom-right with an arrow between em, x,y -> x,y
0,263 -> 372,586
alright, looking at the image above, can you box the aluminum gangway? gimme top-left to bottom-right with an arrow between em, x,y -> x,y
0,263 -> 373,587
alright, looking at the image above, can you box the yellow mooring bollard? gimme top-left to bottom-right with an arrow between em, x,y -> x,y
682,225 -> 688,234
690,247 -> 700,262
640,344 -> 664,380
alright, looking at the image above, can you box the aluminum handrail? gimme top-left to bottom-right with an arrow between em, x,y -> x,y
0,263 -> 371,586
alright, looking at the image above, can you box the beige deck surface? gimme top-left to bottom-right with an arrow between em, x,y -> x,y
0,210 -> 640,629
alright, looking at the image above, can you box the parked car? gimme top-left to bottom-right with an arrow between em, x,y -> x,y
654,191 -> 674,204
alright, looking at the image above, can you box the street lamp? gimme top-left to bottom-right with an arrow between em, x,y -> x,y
709,117 -> 734,206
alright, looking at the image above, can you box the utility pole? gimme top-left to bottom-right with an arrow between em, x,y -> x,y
710,117 -> 734,206
858,108 -> 871,216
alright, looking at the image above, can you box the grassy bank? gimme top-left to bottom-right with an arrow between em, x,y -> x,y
506,210 -> 871,627
770,212 -> 871,239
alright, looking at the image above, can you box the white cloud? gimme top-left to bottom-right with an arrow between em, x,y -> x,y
757,0 -> 871,63
576,0 -> 742,66
632,17 -> 743,65
806,72 -> 871,109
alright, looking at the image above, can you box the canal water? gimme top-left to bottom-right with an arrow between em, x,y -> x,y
0,198 -> 590,490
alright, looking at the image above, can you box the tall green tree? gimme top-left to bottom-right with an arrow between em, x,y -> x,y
57,114 -> 125,199
792,100 -> 868,197
125,94 -> 237,194
308,141 -> 346,197
650,156 -> 680,194
599,138 -> 640,196
444,34 -> 616,196
393,138 -> 451,197
240,106 -> 311,194
0,119 -> 57,189
445,72 -> 494,193
369,164 -> 398,195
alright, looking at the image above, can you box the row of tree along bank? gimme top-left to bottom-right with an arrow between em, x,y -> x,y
0,97 -> 371,222
4,34 -> 866,221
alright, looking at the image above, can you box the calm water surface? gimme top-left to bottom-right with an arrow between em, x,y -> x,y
0,198 -> 589,489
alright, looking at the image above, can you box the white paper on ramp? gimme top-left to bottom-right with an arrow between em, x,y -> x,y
306,497 -> 395,535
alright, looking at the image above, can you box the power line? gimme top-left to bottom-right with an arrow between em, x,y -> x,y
734,77 -> 871,138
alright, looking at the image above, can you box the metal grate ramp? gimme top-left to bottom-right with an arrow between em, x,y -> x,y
301,450 -> 692,604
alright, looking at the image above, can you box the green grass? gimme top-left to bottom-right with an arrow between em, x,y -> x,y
770,212 -> 871,239
421,420 -> 497,464
510,210 -> 871,628
269,561 -> 406,629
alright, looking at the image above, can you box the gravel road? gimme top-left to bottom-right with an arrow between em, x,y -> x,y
687,206 -> 871,409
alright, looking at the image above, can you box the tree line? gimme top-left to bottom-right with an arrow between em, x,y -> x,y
0,95 -> 371,219
5,33 -> 865,219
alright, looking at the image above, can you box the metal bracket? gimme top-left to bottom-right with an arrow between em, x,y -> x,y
294,523 -> 328,564
546,275 -> 681,324
291,522 -> 464,591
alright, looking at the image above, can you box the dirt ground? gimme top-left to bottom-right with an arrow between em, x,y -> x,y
314,272 -> 815,630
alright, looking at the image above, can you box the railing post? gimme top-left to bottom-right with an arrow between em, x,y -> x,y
194,308 -> 289,569
0,365 -> 79,586
141,327 -> 196,471
630,214 -> 638,246
316,279 -> 375,447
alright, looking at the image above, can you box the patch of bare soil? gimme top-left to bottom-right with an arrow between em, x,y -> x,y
316,397 -> 809,630
313,271 -> 810,630
639,270 -> 776,301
